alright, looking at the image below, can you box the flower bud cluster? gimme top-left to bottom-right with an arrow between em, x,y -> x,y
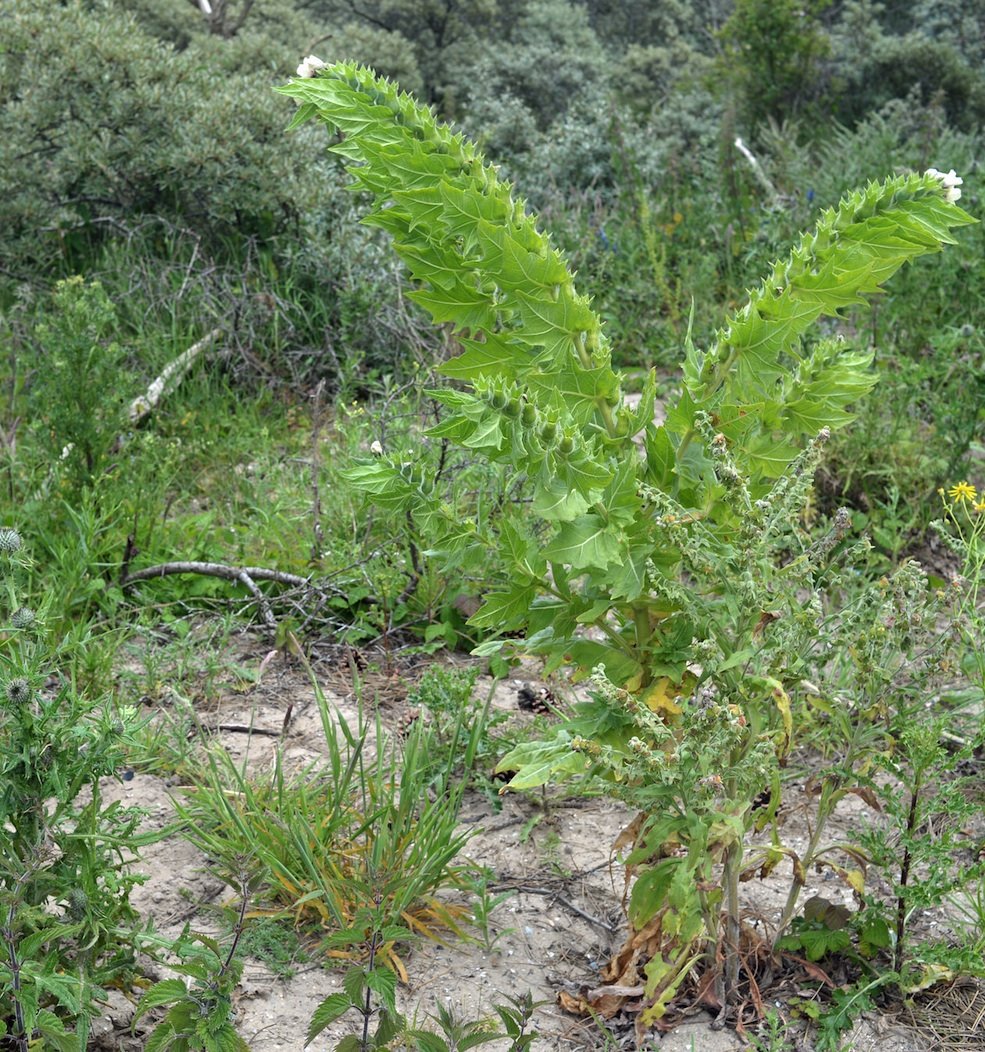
570,736 -> 601,757
755,427 -> 831,539
475,379 -> 572,459
925,167 -> 963,204
808,505 -> 853,563
296,55 -> 326,79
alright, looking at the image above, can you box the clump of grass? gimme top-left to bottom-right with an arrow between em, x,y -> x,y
174,671 -> 484,980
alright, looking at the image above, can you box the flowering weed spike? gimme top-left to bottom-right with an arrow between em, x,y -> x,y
674,172 -> 975,493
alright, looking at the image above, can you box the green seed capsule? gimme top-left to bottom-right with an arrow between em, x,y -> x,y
539,421 -> 558,444
557,435 -> 575,455
490,390 -> 508,410
502,398 -> 521,418
520,402 -> 537,427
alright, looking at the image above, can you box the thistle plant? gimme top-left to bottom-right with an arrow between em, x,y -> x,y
278,62 -> 975,1023
0,529 -> 147,1048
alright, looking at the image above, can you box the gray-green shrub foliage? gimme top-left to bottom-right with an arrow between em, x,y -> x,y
0,0 -> 316,281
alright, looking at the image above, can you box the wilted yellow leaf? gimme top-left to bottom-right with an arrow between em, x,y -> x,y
642,678 -> 682,715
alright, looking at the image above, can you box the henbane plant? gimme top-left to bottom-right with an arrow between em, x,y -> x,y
278,63 -> 975,1022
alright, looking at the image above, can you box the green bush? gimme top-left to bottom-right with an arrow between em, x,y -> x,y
23,278 -> 131,493
0,0 -> 314,284
716,0 -> 832,131
838,33 -> 985,129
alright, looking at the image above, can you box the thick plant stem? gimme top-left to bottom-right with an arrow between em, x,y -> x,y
361,892 -> 384,1052
721,839 -> 742,1010
773,782 -> 836,948
3,899 -> 28,1052
895,782 -> 922,974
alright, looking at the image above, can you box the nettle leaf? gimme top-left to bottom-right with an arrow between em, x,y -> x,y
600,459 -> 642,526
556,450 -> 613,499
501,234 -> 569,290
438,337 -> 533,380
460,411 -> 503,451
306,993 -> 353,1043
410,280 -> 499,331
365,967 -> 398,1013
339,462 -> 417,509
134,979 -> 190,1022
498,516 -> 544,574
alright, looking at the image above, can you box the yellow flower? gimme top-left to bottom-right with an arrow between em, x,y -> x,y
948,481 -> 978,502
974,500 -> 985,514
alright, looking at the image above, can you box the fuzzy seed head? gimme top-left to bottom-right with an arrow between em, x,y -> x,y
0,528 -> 22,554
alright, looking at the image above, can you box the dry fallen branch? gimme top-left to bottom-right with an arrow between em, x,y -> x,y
128,328 -> 222,424
213,723 -> 282,738
122,560 -> 319,635
123,561 -> 310,589
491,882 -> 617,934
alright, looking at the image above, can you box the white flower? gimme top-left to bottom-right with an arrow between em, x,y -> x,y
296,55 -> 326,78
941,169 -> 963,189
370,440 -> 383,456
926,167 -> 964,203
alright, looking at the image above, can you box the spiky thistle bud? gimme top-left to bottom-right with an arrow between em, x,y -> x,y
67,888 -> 89,921
0,528 -> 22,554
4,677 -> 32,706
10,607 -> 35,630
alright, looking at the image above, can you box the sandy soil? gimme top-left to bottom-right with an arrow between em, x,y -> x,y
95,639 -> 973,1051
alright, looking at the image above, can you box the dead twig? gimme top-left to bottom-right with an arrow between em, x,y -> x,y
493,883 -> 617,935
310,379 -> 326,564
128,328 -> 221,424
213,723 -> 282,738
123,560 -> 311,589
122,559 -> 312,635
